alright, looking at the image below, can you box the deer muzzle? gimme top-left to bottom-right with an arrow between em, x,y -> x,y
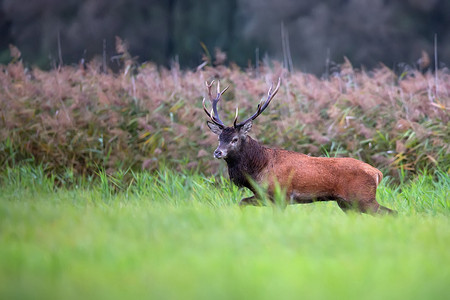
213,148 -> 227,159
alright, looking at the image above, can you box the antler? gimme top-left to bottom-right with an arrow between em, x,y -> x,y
234,78 -> 281,128
202,80 -> 229,128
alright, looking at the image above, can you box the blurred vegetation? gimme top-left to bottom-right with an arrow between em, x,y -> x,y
1,43 -> 449,181
0,0 -> 449,73
0,167 -> 449,299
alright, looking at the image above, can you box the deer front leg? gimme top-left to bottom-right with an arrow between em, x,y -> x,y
239,195 -> 261,206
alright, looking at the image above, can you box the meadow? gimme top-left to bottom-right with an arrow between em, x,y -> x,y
0,167 -> 449,300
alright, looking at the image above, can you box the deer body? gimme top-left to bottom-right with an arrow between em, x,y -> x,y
203,79 -> 395,214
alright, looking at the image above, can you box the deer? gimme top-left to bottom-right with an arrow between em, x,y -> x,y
203,79 -> 395,214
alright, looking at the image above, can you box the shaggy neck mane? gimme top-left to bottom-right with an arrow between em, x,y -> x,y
224,136 -> 268,189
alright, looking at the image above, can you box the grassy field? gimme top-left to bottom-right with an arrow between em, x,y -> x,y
0,167 -> 449,300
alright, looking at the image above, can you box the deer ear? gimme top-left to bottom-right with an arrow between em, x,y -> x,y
207,121 -> 223,135
239,121 -> 252,135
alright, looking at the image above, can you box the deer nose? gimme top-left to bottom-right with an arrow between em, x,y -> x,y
214,149 -> 224,159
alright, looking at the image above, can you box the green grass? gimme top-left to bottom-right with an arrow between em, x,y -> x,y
0,167 -> 449,300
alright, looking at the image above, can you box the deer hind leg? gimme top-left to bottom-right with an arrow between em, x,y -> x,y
336,198 -> 353,212
357,199 -> 381,214
376,204 -> 397,215
338,179 -> 396,215
336,197 -> 379,214
354,184 -> 397,215
341,197 -> 397,215
357,200 -> 397,215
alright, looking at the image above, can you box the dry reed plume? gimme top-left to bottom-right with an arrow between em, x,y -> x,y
1,45 -> 449,180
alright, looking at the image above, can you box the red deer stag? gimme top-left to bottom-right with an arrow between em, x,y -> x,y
203,79 -> 395,214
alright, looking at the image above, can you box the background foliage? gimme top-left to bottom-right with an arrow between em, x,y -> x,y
1,44 -> 449,181
0,0 -> 449,73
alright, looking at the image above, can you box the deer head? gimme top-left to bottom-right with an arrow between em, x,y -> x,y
203,79 -> 280,159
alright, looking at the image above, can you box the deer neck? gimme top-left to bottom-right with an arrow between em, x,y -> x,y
224,136 -> 269,188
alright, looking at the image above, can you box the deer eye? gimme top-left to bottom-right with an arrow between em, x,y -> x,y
231,137 -> 239,144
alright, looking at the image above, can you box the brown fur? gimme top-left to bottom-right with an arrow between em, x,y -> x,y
204,80 -> 394,215
222,135 -> 395,214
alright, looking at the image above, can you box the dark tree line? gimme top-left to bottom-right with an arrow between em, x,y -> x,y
1,0 -> 449,74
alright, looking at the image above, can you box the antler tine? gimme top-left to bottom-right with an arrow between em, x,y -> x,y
202,80 -> 229,128
206,80 -> 214,101
233,107 -> 239,128
202,97 -> 212,118
206,80 -> 214,88
202,96 -> 223,127
259,77 -> 281,112
235,78 -> 281,127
